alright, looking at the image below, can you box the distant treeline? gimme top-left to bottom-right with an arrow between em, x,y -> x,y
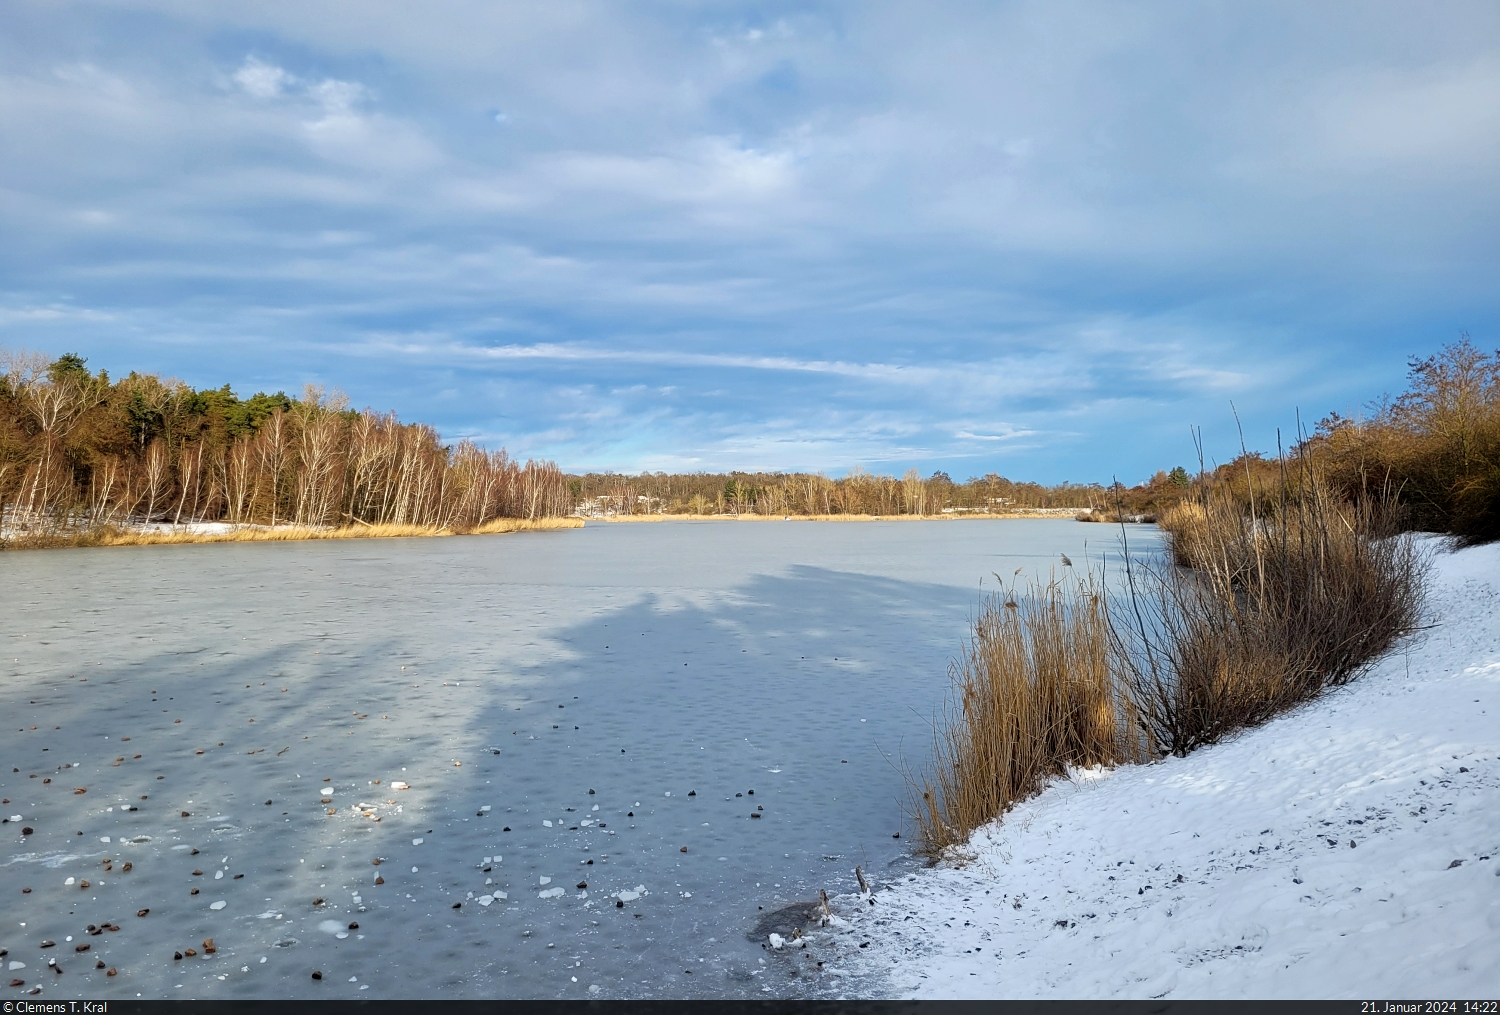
0,349 -> 569,539
565,466 -> 1192,518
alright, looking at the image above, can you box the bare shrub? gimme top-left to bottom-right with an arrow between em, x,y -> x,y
1314,337 -> 1500,545
1131,478 -> 1428,756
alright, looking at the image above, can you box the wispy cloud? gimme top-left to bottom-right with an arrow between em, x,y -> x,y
0,2 -> 1493,481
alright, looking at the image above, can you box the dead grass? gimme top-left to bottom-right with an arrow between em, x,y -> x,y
1133,478 -> 1427,757
913,464 -> 1428,859
590,510 -> 1080,523
2,516 -> 582,550
912,571 -> 1143,860
466,517 -> 585,536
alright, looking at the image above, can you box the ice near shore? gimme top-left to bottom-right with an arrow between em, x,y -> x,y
835,538 -> 1500,998
3,522 -> 1493,999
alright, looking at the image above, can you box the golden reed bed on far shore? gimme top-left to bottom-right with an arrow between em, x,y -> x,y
4,515 -> 583,550
588,509 -> 1084,523
2,510 -> 1089,551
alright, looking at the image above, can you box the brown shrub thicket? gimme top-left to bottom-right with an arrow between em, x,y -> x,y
0,349 -> 569,545
1311,336 -> 1500,545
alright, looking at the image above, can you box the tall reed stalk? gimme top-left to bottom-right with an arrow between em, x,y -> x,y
913,571 -> 1142,860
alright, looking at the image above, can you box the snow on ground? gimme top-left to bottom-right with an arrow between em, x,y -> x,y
836,539 -> 1500,998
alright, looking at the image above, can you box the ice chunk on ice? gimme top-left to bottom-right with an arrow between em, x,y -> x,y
209,901 -> 227,911
318,920 -> 344,935
64,877 -> 75,885
543,820 -> 552,828
214,870 -> 224,880
100,837 -> 110,843
580,820 -> 592,827
7,815 -> 20,822
615,890 -> 640,903
539,876 -> 551,885
538,887 -> 565,899
9,961 -> 25,970
768,933 -> 785,950
480,806 -> 491,812
412,837 -> 423,845
390,781 -> 409,790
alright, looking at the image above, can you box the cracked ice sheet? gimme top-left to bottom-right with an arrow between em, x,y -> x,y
839,537 -> 1500,999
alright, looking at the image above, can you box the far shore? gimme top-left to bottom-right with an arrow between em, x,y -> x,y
1,515 -> 583,551
1,509 -> 1128,552
583,509 -> 1089,523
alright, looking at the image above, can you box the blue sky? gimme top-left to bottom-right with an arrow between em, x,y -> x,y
2,1 -> 1497,483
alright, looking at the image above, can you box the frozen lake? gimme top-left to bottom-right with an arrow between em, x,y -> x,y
0,519 -> 1158,999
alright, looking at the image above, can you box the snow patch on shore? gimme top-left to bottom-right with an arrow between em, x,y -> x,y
840,539 -> 1500,998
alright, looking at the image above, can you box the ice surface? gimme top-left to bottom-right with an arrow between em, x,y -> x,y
0,519 -> 1131,999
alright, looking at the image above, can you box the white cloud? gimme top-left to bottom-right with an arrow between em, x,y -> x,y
232,57 -> 295,99
308,78 -> 367,115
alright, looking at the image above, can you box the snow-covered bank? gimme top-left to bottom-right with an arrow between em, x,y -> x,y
840,538 -> 1500,998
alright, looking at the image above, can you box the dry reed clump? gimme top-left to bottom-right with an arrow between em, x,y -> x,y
913,469 -> 1428,859
1076,509 -> 1158,525
912,572 -> 1142,860
1130,481 -> 1428,757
